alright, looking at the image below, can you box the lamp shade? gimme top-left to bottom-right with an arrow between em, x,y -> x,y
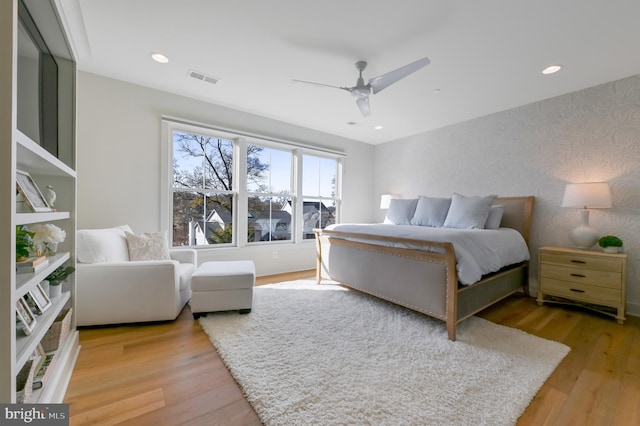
561,182 -> 612,209
380,194 -> 399,209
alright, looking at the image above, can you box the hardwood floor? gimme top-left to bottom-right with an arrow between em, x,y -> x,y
65,270 -> 640,425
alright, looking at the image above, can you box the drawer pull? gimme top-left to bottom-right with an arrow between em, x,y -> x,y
570,259 -> 586,264
570,273 -> 586,278
569,288 -> 585,293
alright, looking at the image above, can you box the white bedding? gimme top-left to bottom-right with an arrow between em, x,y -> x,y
324,224 -> 530,285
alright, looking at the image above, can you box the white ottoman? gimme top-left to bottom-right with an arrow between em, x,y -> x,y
190,261 -> 255,318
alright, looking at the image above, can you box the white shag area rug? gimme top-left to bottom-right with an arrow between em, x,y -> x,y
199,280 -> 569,426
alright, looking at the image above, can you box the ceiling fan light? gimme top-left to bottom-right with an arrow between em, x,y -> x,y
352,87 -> 371,98
542,64 -> 562,75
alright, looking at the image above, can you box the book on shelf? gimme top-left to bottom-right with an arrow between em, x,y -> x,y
17,255 -> 47,267
16,257 -> 49,273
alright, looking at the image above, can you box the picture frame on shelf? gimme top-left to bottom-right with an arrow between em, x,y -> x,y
16,169 -> 52,213
31,344 -> 46,377
31,344 -> 51,389
16,298 -> 37,335
27,283 -> 53,314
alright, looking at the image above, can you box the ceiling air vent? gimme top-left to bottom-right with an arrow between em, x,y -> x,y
188,69 -> 219,85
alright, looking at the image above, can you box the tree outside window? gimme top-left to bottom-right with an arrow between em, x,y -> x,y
172,131 -> 266,246
168,122 -> 341,247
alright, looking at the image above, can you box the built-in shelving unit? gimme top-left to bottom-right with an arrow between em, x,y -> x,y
1,0 -> 78,404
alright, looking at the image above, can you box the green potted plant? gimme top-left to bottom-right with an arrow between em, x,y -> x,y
16,225 -> 35,261
598,235 -> 623,253
45,266 -> 75,298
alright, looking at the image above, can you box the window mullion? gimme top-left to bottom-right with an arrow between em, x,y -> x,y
236,138 -> 248,247
294,150 -> 303,243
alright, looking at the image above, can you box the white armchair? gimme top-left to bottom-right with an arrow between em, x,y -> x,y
75,226 -> 197,326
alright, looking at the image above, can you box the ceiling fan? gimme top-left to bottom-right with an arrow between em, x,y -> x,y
293,56 -> 430,117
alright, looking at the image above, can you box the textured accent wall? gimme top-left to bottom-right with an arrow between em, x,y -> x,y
374,74 -> 640,314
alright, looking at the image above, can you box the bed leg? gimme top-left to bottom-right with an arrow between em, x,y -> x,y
521,261 -> 531,297
314,229 -> 322,284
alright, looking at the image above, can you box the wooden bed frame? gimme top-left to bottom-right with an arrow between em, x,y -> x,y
314,196 -> 534,341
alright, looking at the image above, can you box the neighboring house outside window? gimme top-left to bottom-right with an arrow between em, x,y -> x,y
163,119 -> 342,248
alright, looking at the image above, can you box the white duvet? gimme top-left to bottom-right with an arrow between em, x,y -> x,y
324,223 -> 530,285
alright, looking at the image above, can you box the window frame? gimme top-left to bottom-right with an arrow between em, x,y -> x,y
161,118 -> 343,249
245,142 -> 295,245
298,152 -> 342,241
164,121 -> 239,247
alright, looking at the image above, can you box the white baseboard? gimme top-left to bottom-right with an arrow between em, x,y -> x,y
626,302 -> 640,318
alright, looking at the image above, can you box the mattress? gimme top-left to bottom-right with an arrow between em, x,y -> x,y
323,223 -> 530,285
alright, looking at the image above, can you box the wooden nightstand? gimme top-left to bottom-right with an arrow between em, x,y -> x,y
537,246 -> 628,324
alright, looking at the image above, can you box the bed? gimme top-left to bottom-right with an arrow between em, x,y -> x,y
314,196 -> 534,341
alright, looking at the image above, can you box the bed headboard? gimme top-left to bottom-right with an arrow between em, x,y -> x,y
496,196 -> 534,246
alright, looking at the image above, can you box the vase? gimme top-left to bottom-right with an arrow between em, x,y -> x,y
40,280 -> 50,297
603,246 -> 620,253
43,241 -> 58,256
49,283 -> 62,299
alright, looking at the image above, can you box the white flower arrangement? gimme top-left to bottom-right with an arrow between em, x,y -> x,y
30,223 -> 66,244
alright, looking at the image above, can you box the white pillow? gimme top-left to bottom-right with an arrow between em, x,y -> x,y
77,225 -> 133,263
125,231 -> 171,261
384,199 -> 418,225
410,196 -> 451,227
484,205 -> 505,229
443,193 -> 498,229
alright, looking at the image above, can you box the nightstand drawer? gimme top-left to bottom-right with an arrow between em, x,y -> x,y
541,278 -> 621,306
540,252 -> 621,273
540,264 -> 622,289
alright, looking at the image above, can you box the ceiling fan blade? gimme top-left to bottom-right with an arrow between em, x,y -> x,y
368,56 -> 430,94
356,97 -> 371,117
292,79 -> 351,93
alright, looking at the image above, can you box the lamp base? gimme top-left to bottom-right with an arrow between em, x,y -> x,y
569,225 -> 599,249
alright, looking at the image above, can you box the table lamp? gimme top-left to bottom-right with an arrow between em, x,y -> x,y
561,182 -> 611,249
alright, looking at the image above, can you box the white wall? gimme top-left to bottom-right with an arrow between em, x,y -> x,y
76,72 -> 375,276
374,74 -> 640,315
77,70 -> 640,314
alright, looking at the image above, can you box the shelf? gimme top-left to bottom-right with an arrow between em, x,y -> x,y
30,330 -> 80,404
16,212 -> 71,225
16,130 -> 76,178
16,252 -> 71,299
3,0 -> 77,404
540,295 -> 620,321
15,291 -> 71,371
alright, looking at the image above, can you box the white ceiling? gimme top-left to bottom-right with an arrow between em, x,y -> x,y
57,0 -> 640,145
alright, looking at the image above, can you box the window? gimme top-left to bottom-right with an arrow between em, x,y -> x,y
171,130 -> 235,246
301,155 -> 338,239
164,119 -> 342,248
247,145 -> 293,242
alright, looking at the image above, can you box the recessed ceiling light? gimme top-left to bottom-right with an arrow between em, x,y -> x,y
374,125 -> 384,130
542,64 -> 562,75
151,52 -> 169,63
